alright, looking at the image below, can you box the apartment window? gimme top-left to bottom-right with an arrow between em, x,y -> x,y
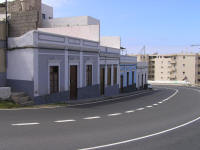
183,56 -> 186,59
113,67 -> 117,85
183,72 -> 185,75
161,72 -> 163,74
107,66 -> 111,86
86,65 -> 92,86
127,72 -> 129,87
198,72 -> 200,75
42,14 -> 46,19
183,64 -> 185,67
198,64 -> 200,67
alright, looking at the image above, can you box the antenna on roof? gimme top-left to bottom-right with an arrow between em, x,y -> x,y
139,45 -> 146,55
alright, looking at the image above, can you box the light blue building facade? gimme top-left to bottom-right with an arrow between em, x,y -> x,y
120,56 -> 137,92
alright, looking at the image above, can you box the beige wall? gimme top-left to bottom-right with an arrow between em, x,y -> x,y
100,36 -> 121,49
154,57 -> 171,81
38,25 -> 100,42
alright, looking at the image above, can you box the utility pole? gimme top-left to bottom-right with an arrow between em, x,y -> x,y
5,0 -> 8,50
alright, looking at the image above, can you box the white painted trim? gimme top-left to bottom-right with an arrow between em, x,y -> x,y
111,65 -> 114,86
48,62 -> 61,94
69,54 -> 98,57
85,63 -> 94,87
34,50 -> 39,96
117,64 -> 120,87
80,52 -> 83,88
39,53 -> 65,56
97,57 -> 100,85
39,53 -> 98,57
105,65 -> 108,87
65,50 -> 69,91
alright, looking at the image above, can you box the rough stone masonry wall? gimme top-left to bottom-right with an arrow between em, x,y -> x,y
0,22 -> 6,86
9,10 -> 40,37
0,0 -> 41,37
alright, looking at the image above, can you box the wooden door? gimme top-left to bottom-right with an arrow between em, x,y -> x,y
70,66 -> 77,100
120,75 -> 124,93
50,66 -> 59,94
100,68 -> 105,95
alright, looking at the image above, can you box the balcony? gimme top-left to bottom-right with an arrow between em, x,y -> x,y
170,60 -> 177,64
170,74 -> 176,79
170,67 -> 176,73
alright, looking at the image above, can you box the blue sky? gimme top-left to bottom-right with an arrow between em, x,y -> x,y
44,0 -> 200,54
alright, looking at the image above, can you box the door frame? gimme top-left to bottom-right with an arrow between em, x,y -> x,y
48,63 -> 60,94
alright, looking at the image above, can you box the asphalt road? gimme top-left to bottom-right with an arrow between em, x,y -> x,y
0,86 -> 200,150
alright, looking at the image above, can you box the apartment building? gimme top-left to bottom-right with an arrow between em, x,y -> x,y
134,53 -> 200,85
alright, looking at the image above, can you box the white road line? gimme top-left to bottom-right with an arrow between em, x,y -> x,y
12,122 -> 40,126
108,113 -> 122,117
136,108 -> 145,111
158,102 -> 163,104
193,89 -> 200,93
146,106 -> 153,108
84,116 -> 101,120
79,116 -> 200,150
125,110 -> 135,114
54,120 -> 76,123
153,104 -> 158,106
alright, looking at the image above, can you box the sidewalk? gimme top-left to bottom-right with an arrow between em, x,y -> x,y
66,89 -> 154,106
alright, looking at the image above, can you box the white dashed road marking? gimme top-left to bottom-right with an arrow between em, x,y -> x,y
54,120 -> 76,123
12,122 -> 40,126
108,113 -> 122,117
153,104 -> 158,106
158,102 -> 163,104
136,108 -> 145,111
146,106 -> 153,108
84,116 -> 101,120
125,110 -> 135,114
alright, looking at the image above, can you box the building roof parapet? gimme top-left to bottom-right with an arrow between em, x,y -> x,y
8,30 -> 100,52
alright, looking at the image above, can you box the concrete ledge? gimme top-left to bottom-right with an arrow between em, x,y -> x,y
67,89 -> 154,106
0,87 -> 11,100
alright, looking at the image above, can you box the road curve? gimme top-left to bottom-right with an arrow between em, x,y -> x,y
0,86 -> 200,150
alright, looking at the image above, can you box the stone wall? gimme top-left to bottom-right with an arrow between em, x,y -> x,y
0,22 -> 6,87
0,0 -> 41,37
9,10 -> 40,37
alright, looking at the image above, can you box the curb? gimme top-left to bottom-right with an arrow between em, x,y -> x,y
0,89 -> 155,110
67,89 -> 155,107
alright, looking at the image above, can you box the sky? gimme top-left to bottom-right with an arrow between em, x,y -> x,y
1,0 -> 200,54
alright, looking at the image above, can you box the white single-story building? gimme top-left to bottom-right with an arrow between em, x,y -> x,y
7,30 -> 122,104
